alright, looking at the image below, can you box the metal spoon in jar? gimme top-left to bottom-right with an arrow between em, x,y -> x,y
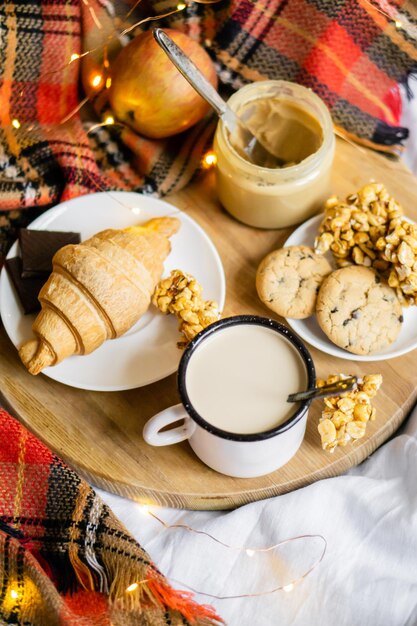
287,376 -> 357,403
153,28 -> 285,168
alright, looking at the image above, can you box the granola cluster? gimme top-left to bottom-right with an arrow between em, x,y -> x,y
317,374 -> 383,452
152,269 -> 221,347
314,183 -> 417,305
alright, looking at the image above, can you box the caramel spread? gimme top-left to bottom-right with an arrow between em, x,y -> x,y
214,80 -> 335,228
229,98 -> 323,167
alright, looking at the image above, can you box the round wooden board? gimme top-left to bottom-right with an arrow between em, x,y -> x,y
2,138 -> 417,510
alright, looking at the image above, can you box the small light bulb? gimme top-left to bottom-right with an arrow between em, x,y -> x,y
177,2 -> 187,10
10,589 -> 18,600
246,549 -> 255,557
140,504 -> 150,515
126,582 -> 139,592
105,77 -> 112,89
395,20 -> 402,29
283,583 -> 294,593
104,115 -> 115,125
11,119 -> 20,129
70,53 -> 80,62
91,74 -> 103,88
203,150 -> 217,168
131,207 -> 141,215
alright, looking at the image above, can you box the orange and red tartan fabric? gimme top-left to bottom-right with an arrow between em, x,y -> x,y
0,0 -> 416,260
0,408 -> 223,626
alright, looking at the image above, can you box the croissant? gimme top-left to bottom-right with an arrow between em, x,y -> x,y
19,216 -> 180,375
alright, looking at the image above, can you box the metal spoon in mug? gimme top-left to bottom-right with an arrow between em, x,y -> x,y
287,376 -> 358,403
153,28 -> 285,168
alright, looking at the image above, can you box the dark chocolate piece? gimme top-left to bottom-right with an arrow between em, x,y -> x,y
19,228 -> 81,277
5,257 -> 45,314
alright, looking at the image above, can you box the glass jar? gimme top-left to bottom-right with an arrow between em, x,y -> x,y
213,80 -> 335,229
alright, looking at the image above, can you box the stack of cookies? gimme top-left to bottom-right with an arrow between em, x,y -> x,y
256,184 -> 406,356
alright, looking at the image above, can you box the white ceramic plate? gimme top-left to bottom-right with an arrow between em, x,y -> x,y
0,192 -> 226,390
284,214 -> 417,361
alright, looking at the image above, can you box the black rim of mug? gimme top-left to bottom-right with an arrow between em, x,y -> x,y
177,315 -> 316,442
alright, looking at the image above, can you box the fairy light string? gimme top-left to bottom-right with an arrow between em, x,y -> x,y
3,4 -> 413,609
10,0 -> 188,128
58,1 -> 188,124
361,0 -> 417,39
121,504 -> 327,601
3,506 -> 326,610
125,0 -> 146,21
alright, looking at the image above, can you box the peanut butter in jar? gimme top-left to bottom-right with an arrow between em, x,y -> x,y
213,80 -> 335,229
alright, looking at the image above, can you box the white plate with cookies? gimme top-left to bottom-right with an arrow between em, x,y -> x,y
284,214 -> 417,361
0,192 -> 226,390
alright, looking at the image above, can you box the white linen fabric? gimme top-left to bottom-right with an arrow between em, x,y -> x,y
97,404 -> 417,626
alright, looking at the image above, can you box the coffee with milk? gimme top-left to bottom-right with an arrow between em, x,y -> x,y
185,323 -> 308,435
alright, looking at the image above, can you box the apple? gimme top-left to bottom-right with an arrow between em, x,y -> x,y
108,29 -> 218,139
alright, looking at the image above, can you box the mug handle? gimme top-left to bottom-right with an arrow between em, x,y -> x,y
143,403 -> 196,446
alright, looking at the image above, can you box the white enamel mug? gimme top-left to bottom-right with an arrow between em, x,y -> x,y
143,316 -> 316,478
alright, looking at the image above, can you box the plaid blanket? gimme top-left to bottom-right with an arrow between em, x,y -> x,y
0,0 -> 417,263
0,408 -> 223,625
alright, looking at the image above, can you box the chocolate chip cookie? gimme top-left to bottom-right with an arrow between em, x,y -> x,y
316,266 -> 403,355
256,245 -> 332,319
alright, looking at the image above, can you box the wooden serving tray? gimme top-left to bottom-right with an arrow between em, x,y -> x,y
1,138 -> 417,510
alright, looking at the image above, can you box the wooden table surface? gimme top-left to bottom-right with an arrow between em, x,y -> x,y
1,137 -> 417,510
